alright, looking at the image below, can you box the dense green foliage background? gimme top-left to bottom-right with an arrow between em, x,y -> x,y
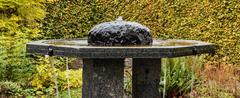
44,0 -> 240,64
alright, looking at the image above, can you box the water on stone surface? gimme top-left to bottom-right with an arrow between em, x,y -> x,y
47,41 -> 79,46
44,39 -> 88,46
157,41 -> 196,46
45,39 -> 197,47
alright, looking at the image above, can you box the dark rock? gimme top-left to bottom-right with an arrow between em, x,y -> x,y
82,59 -> 124,98
132,58 -> 161,98
88,17 -> 153,46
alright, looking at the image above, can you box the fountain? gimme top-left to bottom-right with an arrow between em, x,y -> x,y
27,17 -> 215,98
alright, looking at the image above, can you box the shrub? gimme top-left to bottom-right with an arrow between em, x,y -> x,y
0,81 -> 24,96
0,0 -> 46,81
30,57 -> 82,95
43,0 -> 240,65
159,56 -> 205,97
58,69 -> 83,90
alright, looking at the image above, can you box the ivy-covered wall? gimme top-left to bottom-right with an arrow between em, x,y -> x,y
43,0 -> 240,64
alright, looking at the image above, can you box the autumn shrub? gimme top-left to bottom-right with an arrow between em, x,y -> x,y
191,61 -> 240,97
30,57 -> 82,95
0,0 -> 46,82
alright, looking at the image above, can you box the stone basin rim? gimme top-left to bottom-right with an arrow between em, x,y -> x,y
28,39 -> 214,48
26,39 -> 216,58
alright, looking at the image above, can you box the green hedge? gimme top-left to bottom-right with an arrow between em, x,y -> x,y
43,0 -> 240,64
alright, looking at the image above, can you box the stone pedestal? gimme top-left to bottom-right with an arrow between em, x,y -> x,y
132,58 -> 161,98
82,59 -> 124,98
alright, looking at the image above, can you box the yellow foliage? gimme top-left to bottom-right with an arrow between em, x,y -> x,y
31,59 -> 54,90
58,69 -> 83,89
31,58 -> 82,91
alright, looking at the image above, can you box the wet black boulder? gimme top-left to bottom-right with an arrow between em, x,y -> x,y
88,17 -> 153,46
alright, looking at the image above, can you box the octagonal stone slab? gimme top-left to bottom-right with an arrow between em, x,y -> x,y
26,39 -> 216,58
